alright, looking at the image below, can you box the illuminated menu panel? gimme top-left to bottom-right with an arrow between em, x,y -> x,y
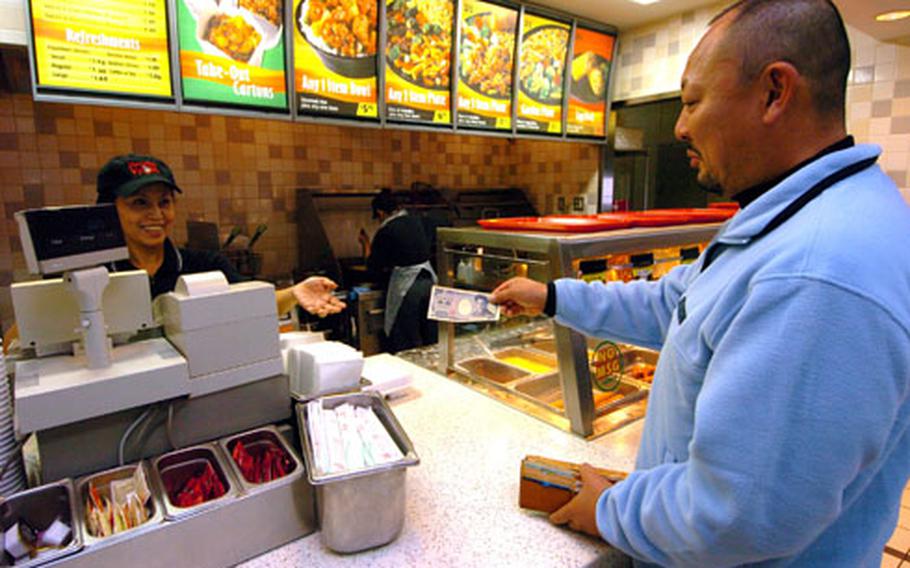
177,0 -> 288,109
567,27 -> 614,138
384,0 -> 455,125
456,0 -> 517,131
31,0 -> 172,98
515,12 -> 569,134
294,0 -> 379,119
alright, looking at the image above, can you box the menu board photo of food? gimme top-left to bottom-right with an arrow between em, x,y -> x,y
177,0 -> 288,110
567,27 -> 614,138
515,12 -> 570,134
295,0 -> 379,119
456,0 -> 517,131
384,0 -> 455,125
30,0 -> 172,99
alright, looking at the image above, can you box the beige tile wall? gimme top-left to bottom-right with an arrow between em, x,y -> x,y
845,28 -> 910,204
612,6 -> 910,203
0,92 -> 600,328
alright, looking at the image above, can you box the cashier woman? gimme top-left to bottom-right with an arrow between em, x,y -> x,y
96,154 -> 345,318
358,189 -> 437,353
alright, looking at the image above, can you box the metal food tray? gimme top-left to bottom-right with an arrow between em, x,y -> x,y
493,347 -> 557,375
151,443 -> 240,521
455,357 -> 530,385
217,425 -> 304,494
297,391 -> 419,553
75,462 -> 164,547
0,479 -> 82,567
297,391 -> 419,485
512,373 -> 647,416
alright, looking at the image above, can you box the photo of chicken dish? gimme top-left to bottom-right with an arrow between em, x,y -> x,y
301,0 -> 377,58
386,0 -> 453,89
519,25 -> 569,104
204,14 -> 262,63
240,0 -> 283,28
459,11 -> 516,99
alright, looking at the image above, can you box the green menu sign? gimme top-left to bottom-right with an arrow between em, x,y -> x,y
177,0 -> 288,109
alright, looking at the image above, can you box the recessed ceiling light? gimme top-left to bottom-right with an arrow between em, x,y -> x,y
629,0 -> 660,5
875,10 -> 910,22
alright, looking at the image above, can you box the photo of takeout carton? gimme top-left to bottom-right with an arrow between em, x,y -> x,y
193,5 -> 282,68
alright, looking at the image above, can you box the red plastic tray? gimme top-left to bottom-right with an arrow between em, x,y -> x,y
707,202 -> 740,210
633,208 -> 735,224
478,215 -> 632,233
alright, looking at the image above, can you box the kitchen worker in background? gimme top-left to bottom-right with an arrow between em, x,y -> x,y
97,154 -> 345,318
358,189 -> 437,353
492,0 -> 910,565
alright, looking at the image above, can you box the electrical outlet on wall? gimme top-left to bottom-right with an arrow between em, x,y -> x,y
572,195 -> 586,212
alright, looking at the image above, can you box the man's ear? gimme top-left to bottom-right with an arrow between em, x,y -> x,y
760,62 -> 800,125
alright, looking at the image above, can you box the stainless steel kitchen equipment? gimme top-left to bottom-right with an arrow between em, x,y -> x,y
435,223 -> 722,438
0,479 -> 82,567
218,425 -> 304,495
151,444 -> 240,521
297,391 -> 419,553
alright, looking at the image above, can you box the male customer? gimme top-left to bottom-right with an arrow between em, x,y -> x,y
492,1 -> 910,565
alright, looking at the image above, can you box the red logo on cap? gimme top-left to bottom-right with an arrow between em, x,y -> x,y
127,161 -> 160,176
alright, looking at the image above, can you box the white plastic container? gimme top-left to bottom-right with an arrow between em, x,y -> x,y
287,341 -> 364,400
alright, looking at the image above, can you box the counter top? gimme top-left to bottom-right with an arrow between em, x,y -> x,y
241,354 -> 642,568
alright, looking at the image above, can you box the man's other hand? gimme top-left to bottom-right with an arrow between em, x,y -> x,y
549,464 -> 613,538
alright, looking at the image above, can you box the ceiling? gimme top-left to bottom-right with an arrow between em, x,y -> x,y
531,0 -> 910,45
833,1 -> 910,46
528,0 -> 720,30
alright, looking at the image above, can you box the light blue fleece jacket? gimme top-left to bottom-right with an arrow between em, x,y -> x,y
553,144 -> 910,567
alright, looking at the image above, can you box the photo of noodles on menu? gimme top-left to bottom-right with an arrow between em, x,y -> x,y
178,0 -> 288,109
516,13 -> 570,134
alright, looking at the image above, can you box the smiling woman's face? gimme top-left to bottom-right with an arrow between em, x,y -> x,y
115,183 -> 176,251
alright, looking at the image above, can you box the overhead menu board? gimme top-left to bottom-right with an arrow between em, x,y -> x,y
294,0 -> 379,119
567,27 -> 614,138
384,0 -> 455,125
455,0 -> 517,131
177,0 -> 288,110
515,13 -> 569,134
30,0 -> 172,98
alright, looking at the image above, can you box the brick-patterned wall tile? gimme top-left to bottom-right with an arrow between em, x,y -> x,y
0,92 -> 601,329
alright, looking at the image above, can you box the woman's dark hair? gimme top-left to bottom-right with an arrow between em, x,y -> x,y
371,188 -> 397,219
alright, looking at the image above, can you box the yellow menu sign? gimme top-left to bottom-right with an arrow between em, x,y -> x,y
456,0 -> 517,131
516,13 -> 569,134
31,0 -> 172,98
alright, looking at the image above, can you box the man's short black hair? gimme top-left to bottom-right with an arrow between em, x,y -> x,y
710,0 -> 850,119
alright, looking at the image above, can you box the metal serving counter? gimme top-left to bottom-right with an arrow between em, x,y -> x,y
434,224 -> 722,438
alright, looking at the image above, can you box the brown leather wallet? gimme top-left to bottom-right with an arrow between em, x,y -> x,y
519,455 -> 628,514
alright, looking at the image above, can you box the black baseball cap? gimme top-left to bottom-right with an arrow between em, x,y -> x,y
96,154 -> 183,204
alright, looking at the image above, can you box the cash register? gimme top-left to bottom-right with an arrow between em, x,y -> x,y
10,205 -> 289,481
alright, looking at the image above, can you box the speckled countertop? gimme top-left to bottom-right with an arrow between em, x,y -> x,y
241,354 -> 643,568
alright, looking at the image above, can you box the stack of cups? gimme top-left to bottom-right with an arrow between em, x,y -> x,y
0,340 -> 26,497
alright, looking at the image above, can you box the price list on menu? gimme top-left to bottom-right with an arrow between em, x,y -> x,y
30,0 -> 172,98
